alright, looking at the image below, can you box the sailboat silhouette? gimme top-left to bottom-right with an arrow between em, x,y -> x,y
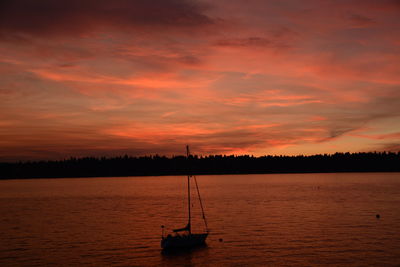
161,146 -> 209,250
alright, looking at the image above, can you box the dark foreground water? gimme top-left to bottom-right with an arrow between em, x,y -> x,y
0,173 -> 399,266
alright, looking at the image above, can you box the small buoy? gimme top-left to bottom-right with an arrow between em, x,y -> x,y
376,214 -> 380,219
219,238 -> 223,242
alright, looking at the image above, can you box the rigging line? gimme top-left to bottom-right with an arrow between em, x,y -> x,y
193,175 -> 209,232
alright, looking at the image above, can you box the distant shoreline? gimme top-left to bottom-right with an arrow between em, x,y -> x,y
1,152 -> 399,179
0,170 -> 399,180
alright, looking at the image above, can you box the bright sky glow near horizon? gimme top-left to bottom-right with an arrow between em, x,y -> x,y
0,0 -> 400,161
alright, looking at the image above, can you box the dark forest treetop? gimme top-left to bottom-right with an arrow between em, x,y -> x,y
0,151 -> 399,179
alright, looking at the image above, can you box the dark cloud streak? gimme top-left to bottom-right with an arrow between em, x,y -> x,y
216,37 -> 271,47
0,0 -> 214,39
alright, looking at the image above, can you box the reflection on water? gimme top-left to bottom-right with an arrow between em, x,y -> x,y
161,244 -> 209,266
0,173 -> 400,266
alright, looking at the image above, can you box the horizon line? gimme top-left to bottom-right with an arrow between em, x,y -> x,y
1,150 -> 399,164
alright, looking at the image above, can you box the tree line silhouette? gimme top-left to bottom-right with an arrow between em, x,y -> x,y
0,151 -> 399,179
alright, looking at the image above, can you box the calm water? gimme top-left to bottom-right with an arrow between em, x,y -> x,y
1,173 -> 400,266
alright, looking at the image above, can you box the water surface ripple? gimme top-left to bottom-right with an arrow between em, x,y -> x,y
1,173 -> 399,266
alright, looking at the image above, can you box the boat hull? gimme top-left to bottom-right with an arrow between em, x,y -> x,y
161,233 -> 208,250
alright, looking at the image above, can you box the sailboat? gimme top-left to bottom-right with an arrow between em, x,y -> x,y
161,146 -> 209,250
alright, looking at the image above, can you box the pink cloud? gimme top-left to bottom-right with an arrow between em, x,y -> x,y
351,132 -> 400,140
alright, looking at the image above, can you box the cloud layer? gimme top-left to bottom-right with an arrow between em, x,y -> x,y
0,0 -> 214,38
0,0 -> 399,160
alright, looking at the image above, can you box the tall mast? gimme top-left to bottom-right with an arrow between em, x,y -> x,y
186,145 -> 191,234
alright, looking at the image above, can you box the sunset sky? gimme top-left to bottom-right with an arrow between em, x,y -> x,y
1,0 -> 400,161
